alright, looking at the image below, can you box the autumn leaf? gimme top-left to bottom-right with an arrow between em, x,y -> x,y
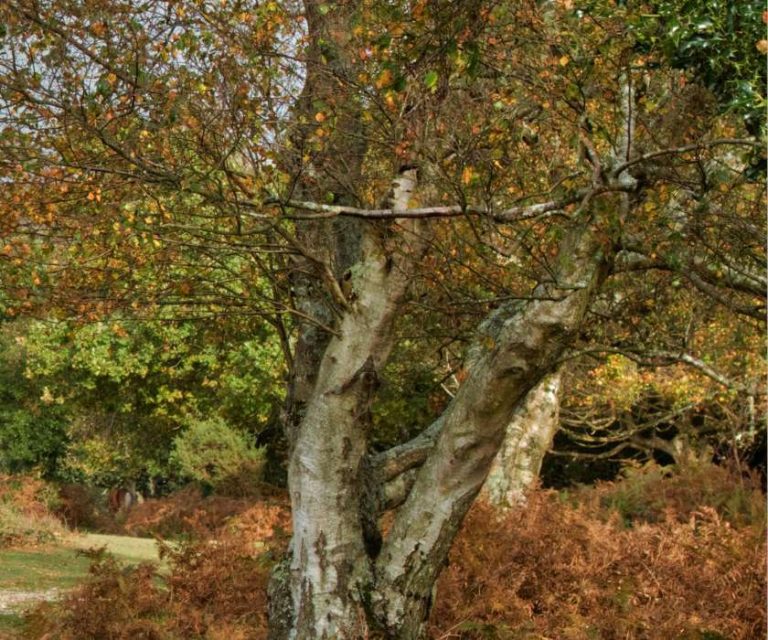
375,68 -> 393,89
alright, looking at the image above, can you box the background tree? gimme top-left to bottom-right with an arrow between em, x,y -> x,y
0,315 -> 284,488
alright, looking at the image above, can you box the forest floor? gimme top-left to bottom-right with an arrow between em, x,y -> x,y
0,533 -> 161,634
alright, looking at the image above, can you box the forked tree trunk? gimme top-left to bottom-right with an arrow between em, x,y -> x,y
482,370 -> 563,508
269,2 -> 610,636
268,170 -> 608,636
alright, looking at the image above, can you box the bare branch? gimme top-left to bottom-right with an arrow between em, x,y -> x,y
611,138 -> 760,178
577,346 -> 762,394
260,195 -> 587,222
372,418 -> 444,483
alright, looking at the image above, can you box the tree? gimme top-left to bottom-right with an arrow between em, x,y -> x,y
16,315 -> 284,487
0,0 -> 764,637
482,370 -> 563,508
0,321 -> 69,476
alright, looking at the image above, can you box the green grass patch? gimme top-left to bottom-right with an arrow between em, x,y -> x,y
0,611 -> 25,634
0,533 -> 163,637
0,546 -> 92,592
66,533 -> 162,564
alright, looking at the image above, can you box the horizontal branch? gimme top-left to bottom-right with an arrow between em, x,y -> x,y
581,346 -> 763,395
611,138 -> 760,178
261,195 -> 588,223
614,249 -> 766,318
372,418 -> 444,482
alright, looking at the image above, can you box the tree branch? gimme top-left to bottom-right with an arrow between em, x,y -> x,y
260,194 -> 594,222
611,138 -> 760,178
372,417 -> 444,483
579,346 -> 763,394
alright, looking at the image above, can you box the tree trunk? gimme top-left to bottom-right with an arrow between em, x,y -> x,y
270,3 -> 610,637
284,169 -> 428,638
370,224 -> 608,637
482,370 -> 563,508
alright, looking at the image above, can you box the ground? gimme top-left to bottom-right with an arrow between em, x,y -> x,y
0,533 -> 161,635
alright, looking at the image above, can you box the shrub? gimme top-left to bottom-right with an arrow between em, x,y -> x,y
121,484 -> 289,541
0,502 -> 64,547
19,464 -> 764,639
0,474 -> 66,547
431,490 -> 766,640
56,483 -> 116,532
170,418 -> 266,497
25,540 -> 274,640
577,460 -> 766,528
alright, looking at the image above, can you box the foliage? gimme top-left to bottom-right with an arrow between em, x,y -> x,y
24,549 -> 168,640
120,483 -> 288,541
169,418 -> 267,497
553,270 -> 766,478
55,483 -> 115,532
0,0 -> 764,632
3,316 -> 284,486
577,460 -> 766,528
0,502 -> 63,549
628,0 -> 767,136
0,324 -> 70,477
24,540 -> 274,640
431,486 -> 766,639
17,466 -> 764,639
0,475 -> 65,547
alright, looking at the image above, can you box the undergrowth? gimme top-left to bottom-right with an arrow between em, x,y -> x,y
22,496 -> 290,640
431,463 -> 766,639
120,483 -> 290,540
14,462 -> 766,639
0,475 -> 65,547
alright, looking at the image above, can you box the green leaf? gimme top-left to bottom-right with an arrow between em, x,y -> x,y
392,74 -> 407,92
424,70 -> 438,90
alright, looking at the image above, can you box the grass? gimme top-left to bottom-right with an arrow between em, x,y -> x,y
66,532 -> 162,564
0,612 -> 25,636
0,533 -> 163,636
0,546 -> 92,592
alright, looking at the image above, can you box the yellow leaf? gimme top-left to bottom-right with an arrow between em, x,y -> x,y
461,166 -> 475,185
314,111 -> 326,123
558,55 -> 570,66
757,40 -> 768,54
375,68 -> 393,89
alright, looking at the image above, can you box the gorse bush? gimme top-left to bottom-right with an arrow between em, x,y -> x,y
169,418 -> 266,497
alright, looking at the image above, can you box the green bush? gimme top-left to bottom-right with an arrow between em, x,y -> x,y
169,418 -> 266,497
